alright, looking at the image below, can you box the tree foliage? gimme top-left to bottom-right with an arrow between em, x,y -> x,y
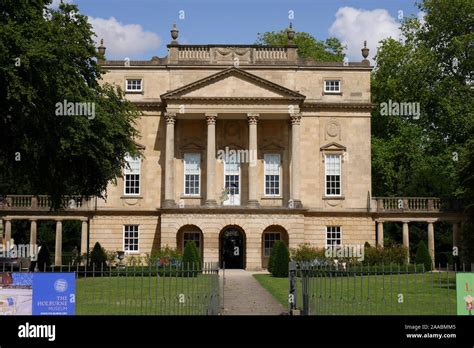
415,241 -> 432,271
90,242 -> 107,269
256,29 -> 345,62
269,241 -> 289,277
0,0 -> 141,209
371,0 -> 473,198
182,241 -> 201,269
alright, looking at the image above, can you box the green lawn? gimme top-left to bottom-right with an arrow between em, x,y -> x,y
254,272 -> 457,315
75,274 -> 218,315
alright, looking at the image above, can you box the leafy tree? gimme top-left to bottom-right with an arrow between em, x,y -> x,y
256,29 -> 345,62
415,241 -> 432,271
37,242 -> 51,271
90,242 -> 107,269
371,0 -> 473,257
269,241 -> 289,277
182,241 -> 201,269
0,0 -> 141,209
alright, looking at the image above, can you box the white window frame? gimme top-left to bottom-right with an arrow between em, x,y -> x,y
123,225 -> 139,253
263,232 -> 281,257
324,80 -> 341,94
325,226 -> 342,248
183,153 -> 201,196
125,79 -> 143,92
124,154 -> 141,196
264,154 -> 281,197
325,154 -> 342,197
223,155 -> 241,206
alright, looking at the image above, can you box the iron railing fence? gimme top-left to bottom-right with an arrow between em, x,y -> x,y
0,262 -> 220,315
290,262 -> 471,316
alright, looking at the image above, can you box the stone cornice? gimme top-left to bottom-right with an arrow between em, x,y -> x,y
302,102 -> 375,111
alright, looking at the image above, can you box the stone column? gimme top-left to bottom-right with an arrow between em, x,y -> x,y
290,113 -> 302,208
4,218 -> 12,244
164,112 -> 177,208
55,220 -> 62,266
377,221 -> 384,248
80,219 -> 88,255
205,113 -> 218,206
453,222 -> 460,251
402,221 -> 410,263
428,220 -> 435,269
30,219 -> 37,246
247,113 -> 259,207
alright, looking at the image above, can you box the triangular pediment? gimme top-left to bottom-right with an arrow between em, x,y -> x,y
320,142 -> 346,151
161,68 -> 305,101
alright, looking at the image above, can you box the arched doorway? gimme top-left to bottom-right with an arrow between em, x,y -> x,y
261,225 -> 289,269
219,226 -> 245,269
177,225 -> 204,260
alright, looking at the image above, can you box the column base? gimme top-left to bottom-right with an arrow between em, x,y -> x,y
205,200 -> 218,207
162,200 -> 177,208
247,200 -> 260,208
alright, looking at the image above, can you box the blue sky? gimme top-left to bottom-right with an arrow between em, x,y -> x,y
69,0 -> 422,61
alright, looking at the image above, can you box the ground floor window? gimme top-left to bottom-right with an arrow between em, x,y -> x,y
263,232 -> 281,257
326,226 -> 341,247
124,225 -> 139,252
183,231 -> 201,250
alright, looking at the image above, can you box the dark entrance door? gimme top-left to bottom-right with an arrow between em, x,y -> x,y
220,228 -> 244,269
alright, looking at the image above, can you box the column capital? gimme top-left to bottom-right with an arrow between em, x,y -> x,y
290,113 -> 302,125
247,113 -> 259,125
30,218 -> 37,222
3,217 -> 12,221
164,112 -> 177,124
205,113 -> 217,125
426,219 -> 437,224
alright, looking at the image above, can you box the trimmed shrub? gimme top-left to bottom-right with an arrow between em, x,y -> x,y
270,241 -> 289,277
415,241 -> 432,271
90,242 -> 107,269
37,243 -> 51,271
290,243 -> 325,262
182,241 -> 201,270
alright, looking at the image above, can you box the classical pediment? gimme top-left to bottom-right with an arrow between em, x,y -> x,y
161,67 -> 305,102
320,142 -> 346,151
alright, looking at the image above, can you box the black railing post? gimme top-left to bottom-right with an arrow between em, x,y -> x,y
289,261 -> 298,314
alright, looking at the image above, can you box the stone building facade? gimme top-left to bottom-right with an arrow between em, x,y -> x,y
88,25 -> 375,270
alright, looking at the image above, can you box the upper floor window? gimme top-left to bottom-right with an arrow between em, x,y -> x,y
125,79 -> 142,92
124,154 -> 140,195
264,154 -> 281,196
324,80 -> 341,94
325,154 -> 341,196
124,225 -> 139,253
326,226 -> 341,247
184,153 -> 201,196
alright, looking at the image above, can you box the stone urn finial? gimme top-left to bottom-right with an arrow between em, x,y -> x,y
171,23 -> 179,43
361,40 -> 369,61
287,22 -> 295,44
97,38 -> 106,58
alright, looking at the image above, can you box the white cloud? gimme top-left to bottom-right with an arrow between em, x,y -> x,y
329,7 -> 401,62
88,17 -> 161,59
49,0 -> 72,8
